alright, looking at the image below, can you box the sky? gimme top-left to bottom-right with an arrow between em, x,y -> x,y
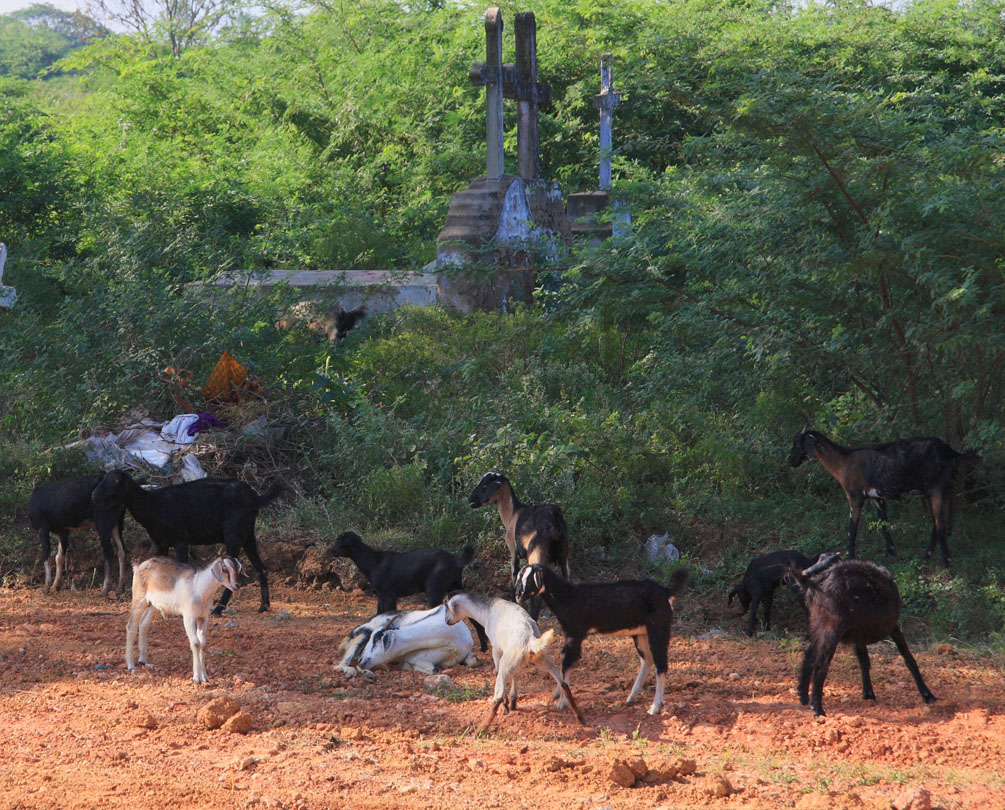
0,0 -> 83,14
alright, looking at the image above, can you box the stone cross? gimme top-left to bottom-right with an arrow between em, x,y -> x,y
469,9 -> 552,182
508,12 -> 551,181
468,8 -> 505,181
593,53 -> 621,191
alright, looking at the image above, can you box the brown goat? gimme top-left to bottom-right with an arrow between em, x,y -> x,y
468,471 -> 570,620
789,428 -> 979,567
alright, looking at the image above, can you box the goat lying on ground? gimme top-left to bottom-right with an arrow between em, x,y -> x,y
29,473 -> 127,597
786,553 -> 936,717
515,564 -> 688,716
728,549 -> 820,636
444,591 -> 586,734
93,470 -> 286,615
789,428 -> 979,567
330,531 -> 488,650
336,606 -> 478,678
468,471 -> 569,620
126,556 -> 243,683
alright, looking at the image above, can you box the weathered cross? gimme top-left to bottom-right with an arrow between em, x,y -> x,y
468,8 -> 505,181
593,53 -> 621,191
469,8 -> 553,182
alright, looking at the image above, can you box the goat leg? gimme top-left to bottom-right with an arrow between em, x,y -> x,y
745,586 -> 761,636
890,626 -> 937,704
212,588 -> 234,617
846,499 -> 863,560
53,531 -> 68,593
242,541 -> 271,612
40,528 -> 53,594
114,525 -> 128,598
476,699 -> 504,735
558,681 -> 586,725
761,587 -> 775,633
810,642 -> 837,717
874,498 -> 896,557
854,642 -> 875,701
797,644 -> 815,706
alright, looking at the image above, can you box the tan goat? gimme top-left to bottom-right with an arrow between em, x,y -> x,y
126,556 -> 243,683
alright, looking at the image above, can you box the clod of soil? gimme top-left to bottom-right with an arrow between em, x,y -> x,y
894,787 -> 933,810
702,773 -> 733,797
197,696 -> 241,729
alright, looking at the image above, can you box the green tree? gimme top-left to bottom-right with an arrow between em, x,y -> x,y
567,0 -> 1005,444
0,4 -> 105,78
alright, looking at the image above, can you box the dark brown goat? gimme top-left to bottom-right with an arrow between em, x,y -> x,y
787,555 -> 936,717
468,471 -> 569,620
789,428 -> 979,567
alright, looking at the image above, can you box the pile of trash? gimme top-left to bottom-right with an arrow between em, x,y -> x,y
75,352 -> 288,487
85,410 -> 214,482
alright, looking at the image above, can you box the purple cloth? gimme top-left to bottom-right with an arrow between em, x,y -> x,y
187,412 -> 222,436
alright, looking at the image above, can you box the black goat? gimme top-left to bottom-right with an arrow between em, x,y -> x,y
789,428 -> 979,567
469,471 -> 569,620
515,563 -> 688,716
329,531 -> 488,651
28,473 -> 127,597
728,549 -> 820,636
92,470 -> 286,615
334,305 -> 367,340
786,554 -> 936,717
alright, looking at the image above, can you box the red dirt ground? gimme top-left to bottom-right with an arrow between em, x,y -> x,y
2,579 -> 1004,810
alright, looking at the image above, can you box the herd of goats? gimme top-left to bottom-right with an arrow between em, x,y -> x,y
25,427 -> 980,732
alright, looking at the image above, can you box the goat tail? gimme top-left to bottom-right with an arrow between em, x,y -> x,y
457,544 -> 476,568
528,628 -> 555,660
256,479 -> 292,508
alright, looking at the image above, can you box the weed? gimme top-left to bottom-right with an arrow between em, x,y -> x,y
430,683 -> 487,703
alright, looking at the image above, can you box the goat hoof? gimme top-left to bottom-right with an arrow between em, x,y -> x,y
863,692 -> 876,701
210,607 -> 225,618
647,705 -> 661,716
924,694 -> 937,704
258,605 -> 270,613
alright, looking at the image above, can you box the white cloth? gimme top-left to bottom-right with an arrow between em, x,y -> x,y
160,414 -> 200,444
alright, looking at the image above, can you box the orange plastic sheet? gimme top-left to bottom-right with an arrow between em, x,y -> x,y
201,351 -> 264,403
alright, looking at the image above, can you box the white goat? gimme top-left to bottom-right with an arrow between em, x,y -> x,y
125,556 -> 243,684
444,592 -> 586,734
336,605 -> 477,677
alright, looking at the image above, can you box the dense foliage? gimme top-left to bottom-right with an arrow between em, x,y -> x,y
1,0 -> 1003,642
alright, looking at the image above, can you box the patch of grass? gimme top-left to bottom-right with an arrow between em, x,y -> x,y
429,682 -> 487,702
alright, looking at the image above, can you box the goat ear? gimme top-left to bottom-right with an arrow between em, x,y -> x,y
533,567 -> 544,593
382,632 -> 394,650
803,432 -> 817,456
211,560 -> 225,584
